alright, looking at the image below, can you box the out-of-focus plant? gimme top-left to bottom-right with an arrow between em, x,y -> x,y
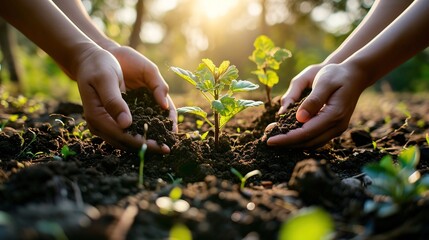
363,146 -> 429,217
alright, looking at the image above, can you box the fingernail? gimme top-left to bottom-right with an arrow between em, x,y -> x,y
297,109 -> 311,123
266,137 -> 277,146
161,144 -> 170,154
278,106 -> 285,114
117,112 -> 132,128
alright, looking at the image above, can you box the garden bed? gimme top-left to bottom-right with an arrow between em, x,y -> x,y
1,88 -> 429,240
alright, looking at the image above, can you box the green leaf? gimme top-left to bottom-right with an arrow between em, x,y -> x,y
218,60 -> 230,76
398,146 -> 420,169
196,79 -> 215,93
170,66 -> 197,86
230,80 -> 259,93
212,96 -> 263,128
253,35 -> 275,51
177,106 -> 208,119
243,169 -> 262,181
379,155 -> 398,175
265,70 -> 279,88
273,48 -> 292,62
202,58 -> 216,74
279,207 -> 333,240
230,167 -> 244,180
249,49 -> 266,68
218,65 -> 239,86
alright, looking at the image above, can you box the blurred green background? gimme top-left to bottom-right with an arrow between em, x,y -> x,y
1,0 -> 428,103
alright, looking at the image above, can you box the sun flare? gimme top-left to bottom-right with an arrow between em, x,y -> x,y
196,0 -> 238,19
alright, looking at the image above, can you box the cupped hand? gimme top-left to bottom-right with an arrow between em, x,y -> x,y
266,63 -> 368,148
75,47 -> 170,153
108,45 -> 178,132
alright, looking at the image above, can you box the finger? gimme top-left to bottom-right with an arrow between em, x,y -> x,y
296,80 -> 340,123
88,119 -> 170,154
167,95 -> 178,133
279,77 -> 311,114
93,72 -> 132,129
266,109 -> 341,146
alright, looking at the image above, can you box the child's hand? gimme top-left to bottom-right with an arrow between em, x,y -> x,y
108,45 -> 178,132
75,47 -> 171,153
266,63 -> 367,148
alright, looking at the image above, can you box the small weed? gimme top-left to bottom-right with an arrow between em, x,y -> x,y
230,167 -> 262,189
61,145 -> 76,160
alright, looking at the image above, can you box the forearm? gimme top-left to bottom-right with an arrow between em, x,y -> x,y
324,0 -> 414,64
52,0 -> 119,50
344,0 -> 429,87
0,0 -> 97,79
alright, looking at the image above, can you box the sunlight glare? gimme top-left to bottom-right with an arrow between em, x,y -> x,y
197,0 -> 238,19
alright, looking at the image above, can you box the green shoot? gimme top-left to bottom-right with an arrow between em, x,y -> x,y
167,173 -> 183,186
0,120 -> 8,131
363,146 -> 429,217
249,35 -> 292,106
230,167 -> 262,189
138,123 -> 148,188
171,59 -> 263,147
278,207 -> 333,240
61,145 -> 76,160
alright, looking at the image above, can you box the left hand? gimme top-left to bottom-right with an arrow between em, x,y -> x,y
108,46 -> 177,132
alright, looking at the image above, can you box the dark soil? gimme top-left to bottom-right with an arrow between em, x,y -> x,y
1,87 -> 429,240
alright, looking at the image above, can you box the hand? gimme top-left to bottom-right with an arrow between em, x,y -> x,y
75,47 -> 171,153
266,63 -> 368,148
278,63 -> 324,114
108,46 -> 178,132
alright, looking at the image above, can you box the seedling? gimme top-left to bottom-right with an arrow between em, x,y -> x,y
171,59 -> 263,147
61,145 -> 76,160
155,186 -> 190,215
138,124 -> 148,189
363,146 -> 429,217
230,167 -> 262,189
249,35 -> 291,106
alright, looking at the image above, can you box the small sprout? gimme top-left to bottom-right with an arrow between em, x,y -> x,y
230,167 -> 262,189
236,127 -> 241,133
167,173 -> 183,186
363,146 -> 429,217
0,120 -> 8,131
138,123 -> 148,189
278,207 -> 333,240
249,35 -> 292,106
156,186 -> 190,214
61,145 -> 76,160
372,141 -> 377,150
72,122 -> 91,140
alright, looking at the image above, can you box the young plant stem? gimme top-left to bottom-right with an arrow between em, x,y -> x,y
265,84 -> 272,106
214,82 -> 220,148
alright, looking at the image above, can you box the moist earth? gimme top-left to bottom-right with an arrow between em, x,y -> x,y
1,87 -> 429,239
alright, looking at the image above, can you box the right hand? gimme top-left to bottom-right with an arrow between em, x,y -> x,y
266,63 -> 368,148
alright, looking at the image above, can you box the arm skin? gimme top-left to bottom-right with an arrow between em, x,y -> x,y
0,0 -> 176,153
267,0 -> 429,148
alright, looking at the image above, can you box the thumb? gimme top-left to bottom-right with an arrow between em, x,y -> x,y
296,85 -> 336,123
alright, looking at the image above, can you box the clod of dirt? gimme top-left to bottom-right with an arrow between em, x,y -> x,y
122,88 -> 177,147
